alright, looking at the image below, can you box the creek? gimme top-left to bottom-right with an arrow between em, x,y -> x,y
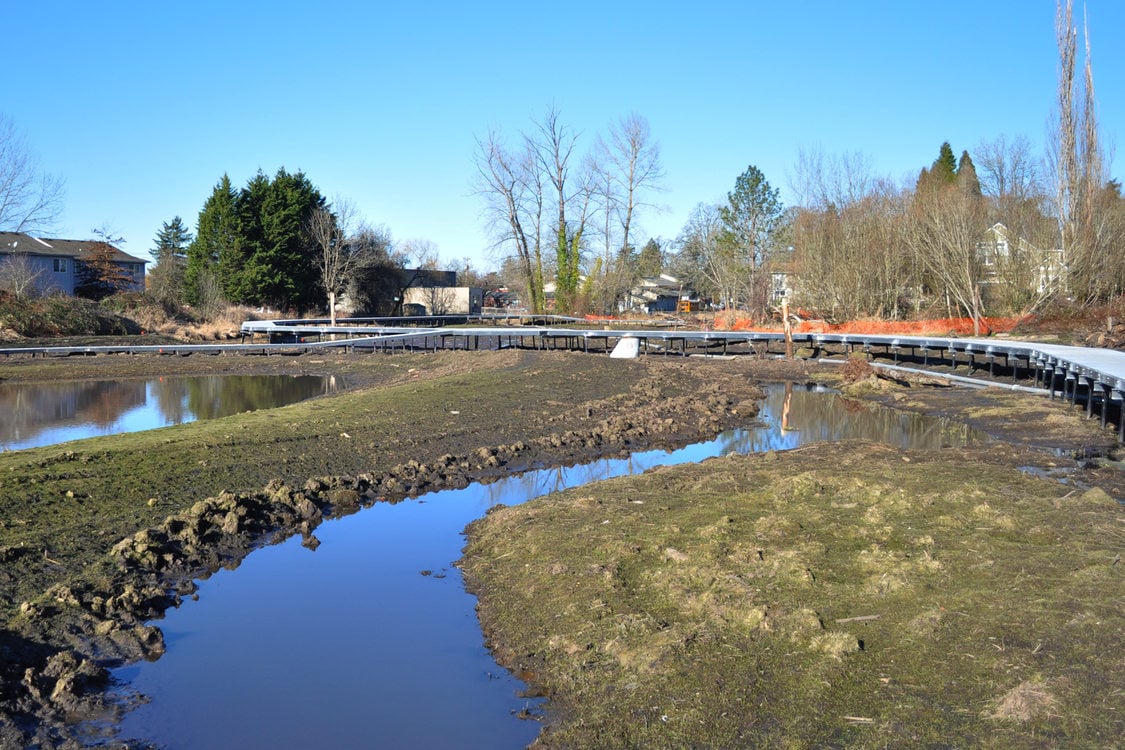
109,383 -> 988,749
0,375 -> 341,452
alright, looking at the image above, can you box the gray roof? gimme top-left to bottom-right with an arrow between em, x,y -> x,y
0,232 -> 147,264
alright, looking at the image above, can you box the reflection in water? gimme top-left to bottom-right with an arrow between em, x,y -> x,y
0,375 -> 339,452
111,383 -> 989,750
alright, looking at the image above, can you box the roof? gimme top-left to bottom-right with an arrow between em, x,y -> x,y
0,232 -> 147,264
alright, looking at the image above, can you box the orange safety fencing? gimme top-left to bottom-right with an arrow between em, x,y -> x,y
714,316 -> 1029,336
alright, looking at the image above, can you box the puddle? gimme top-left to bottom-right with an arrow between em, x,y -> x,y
0,375 -> 341,452
109,384 -> 988,749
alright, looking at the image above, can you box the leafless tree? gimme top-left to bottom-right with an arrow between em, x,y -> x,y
1049,0 -> 1120,303
474,129 -> 547,312
789,147 -> 916,321
0,114 -> 64,233
307,197 -> 380,325
591,114 -> 665,312
908,170 -> 990,334
0,252 -> 45,301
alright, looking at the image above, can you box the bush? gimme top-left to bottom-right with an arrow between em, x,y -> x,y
0,293 -> 140,337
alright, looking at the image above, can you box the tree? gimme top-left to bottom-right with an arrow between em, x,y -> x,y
186,175 -> 237,307
307,197 -> 381,325
342,226 -> 398,315
716,165 -> 783,311
636,238 -> 663,278
1050,0 -> 1120,303
152,216 -> 193,266
592,114 -> 665,313
908,149 -> 990,334
475,129 -> 547,313
75,229 -> 135,301
147,216 -> 192,310
536,108 -> 593,312
0,114 -> 64,234
670,203 -> 728,307
0,252 -> 44,301
974,134 -> 1056,312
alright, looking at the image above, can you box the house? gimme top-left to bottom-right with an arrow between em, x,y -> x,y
978,222 -> 1063,295
623,274 -> 692,314
0,232 -> 147,297
402,286 -> 484,315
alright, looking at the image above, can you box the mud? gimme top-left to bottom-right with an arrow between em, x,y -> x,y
0,348 -> 1119,748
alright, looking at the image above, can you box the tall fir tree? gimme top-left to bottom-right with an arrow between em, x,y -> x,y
152,216 -> 193,265
185,175 -> 238,306
956,150 -> 982,196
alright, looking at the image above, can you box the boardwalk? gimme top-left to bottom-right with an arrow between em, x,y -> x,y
4,317 -> 1123,440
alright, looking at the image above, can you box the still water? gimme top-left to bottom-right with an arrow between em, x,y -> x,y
0,375 -> 340,452
111,384 -> 988,749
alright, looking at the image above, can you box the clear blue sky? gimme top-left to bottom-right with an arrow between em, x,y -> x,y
6,1 -> 1123,269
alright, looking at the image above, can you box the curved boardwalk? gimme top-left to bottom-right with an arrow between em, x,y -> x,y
4,316 -> 1123,441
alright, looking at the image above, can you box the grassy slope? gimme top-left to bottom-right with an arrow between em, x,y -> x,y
463,441 -> 1124,748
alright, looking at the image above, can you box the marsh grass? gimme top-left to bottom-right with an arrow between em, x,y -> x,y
462,441 -> 1124,748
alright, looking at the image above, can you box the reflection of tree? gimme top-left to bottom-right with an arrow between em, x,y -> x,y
183,376 -> 334,420
0,380 -> 146,446
2,375 -> 337,451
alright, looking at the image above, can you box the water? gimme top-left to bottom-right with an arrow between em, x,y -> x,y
110,384 -> 988,749
0,375 -> 340,452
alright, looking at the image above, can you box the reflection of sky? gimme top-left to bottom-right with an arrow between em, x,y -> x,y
110,383 -> 992,749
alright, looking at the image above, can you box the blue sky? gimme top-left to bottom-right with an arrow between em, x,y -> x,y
6,1 -> 1123,269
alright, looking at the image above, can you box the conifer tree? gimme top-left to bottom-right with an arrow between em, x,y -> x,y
186,175 -> 237,306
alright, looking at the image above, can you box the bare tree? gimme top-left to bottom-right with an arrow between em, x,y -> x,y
307,197 -> 380,325
0,114 -> 65,233
474,129 -> 547,313
591,114 -> 665,313
908,170 -> 990,333
790,147 -> 914,320
0,252 -> 45,301
1050,0 -> 1119,303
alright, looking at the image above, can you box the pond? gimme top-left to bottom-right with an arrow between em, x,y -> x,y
109,384 -> 989,749
0,375 -> 341,452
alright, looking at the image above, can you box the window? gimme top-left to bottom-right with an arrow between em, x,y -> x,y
53,258 -> 67,273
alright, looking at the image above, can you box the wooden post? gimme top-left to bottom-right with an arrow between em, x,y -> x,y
782,298 -> 793,359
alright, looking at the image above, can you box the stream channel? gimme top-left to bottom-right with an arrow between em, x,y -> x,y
107,383 -> 989,749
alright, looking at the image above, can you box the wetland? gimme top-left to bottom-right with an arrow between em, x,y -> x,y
0,349 -> 1121,748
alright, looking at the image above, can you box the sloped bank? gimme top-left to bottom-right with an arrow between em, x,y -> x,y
0,351 -> 769,748
460,404 -> 1125,748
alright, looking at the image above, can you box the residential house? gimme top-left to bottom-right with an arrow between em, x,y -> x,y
978,222 -> 1063,295
623,274 -> 692,314
0,232 -> 147,296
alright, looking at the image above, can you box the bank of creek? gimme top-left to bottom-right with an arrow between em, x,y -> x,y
0,349 -> 1121,748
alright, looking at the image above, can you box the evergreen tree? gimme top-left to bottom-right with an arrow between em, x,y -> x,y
956,150 -> 982,196
185,175 -> 237,306
152,216 -> 193,265
237,168 -> 326,310
934,142 -> 957,183
636,238 -> 663,277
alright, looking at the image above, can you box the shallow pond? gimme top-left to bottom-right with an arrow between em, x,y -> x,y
110,384 -> 988,749
0,375 -> 341,452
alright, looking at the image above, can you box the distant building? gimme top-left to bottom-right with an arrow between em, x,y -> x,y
623,274 -> 692,313
0,232 -> 147,296
402,286 -> 483,315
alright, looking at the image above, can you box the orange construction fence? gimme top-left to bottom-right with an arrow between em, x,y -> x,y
714,316 -> 1028,336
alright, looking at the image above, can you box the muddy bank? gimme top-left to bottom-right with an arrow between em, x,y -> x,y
0,349 -> 769,748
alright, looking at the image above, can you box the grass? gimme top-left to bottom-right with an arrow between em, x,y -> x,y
462,441 -> 1125,748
